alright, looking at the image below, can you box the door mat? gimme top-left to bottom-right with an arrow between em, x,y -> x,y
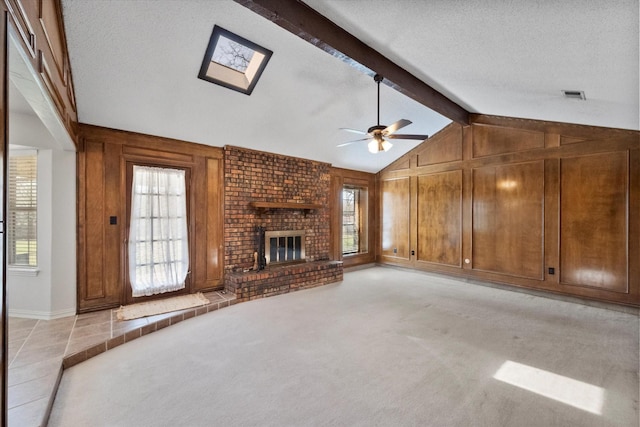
115,293 -> 210,321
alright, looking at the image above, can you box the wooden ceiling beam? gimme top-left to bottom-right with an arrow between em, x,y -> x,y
234,0 -> 470,125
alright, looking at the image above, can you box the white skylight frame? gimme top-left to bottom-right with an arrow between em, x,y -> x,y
198,25 -> 273,95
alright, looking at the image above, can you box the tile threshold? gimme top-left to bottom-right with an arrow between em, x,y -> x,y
9,291 -> 236,427
62,293 -> 237,369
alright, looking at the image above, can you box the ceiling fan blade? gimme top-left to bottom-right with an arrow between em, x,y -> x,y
387,134 -> 429,141
339,127 -> 368,135
383,119 -> 412,135
337,137 -> 372,147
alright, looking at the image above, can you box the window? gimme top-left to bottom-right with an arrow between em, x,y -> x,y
8,151 -> 37,267
198,25 -> 273,95
342,186 -> 368,255
128,166 -> 189,297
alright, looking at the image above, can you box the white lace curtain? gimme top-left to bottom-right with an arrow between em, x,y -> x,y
128,165 -> 189,297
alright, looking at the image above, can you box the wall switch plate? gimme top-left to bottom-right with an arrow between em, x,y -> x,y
109,216 -> 117,225
548,267 -> 555,275
393,248 -> 397,254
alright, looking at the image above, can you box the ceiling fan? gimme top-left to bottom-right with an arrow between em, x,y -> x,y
338,74 -> 429,153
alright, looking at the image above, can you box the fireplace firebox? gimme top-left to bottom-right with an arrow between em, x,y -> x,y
265,230 -> 305,265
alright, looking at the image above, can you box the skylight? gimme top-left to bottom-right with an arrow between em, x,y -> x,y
198,26 -> 273,95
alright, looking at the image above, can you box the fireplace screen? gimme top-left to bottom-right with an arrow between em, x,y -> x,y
265,230 -> 305,265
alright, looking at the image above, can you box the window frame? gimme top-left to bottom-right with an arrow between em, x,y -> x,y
7,150 -> 38,269
342,185 -> 369,256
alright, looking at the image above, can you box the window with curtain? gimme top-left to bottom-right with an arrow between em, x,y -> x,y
8,151 -> 37,267
128,165 -> 189,297
342,186 -> 368,255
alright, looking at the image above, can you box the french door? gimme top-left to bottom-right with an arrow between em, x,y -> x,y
124,162 -> 192,305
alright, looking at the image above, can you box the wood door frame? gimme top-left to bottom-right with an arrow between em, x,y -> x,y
122,160 -> 195,305
1,11 -> 8,426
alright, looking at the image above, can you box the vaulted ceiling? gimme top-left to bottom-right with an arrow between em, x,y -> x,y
61,0 -> 639,173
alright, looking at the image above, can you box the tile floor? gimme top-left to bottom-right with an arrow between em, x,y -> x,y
7,290 -> 236,427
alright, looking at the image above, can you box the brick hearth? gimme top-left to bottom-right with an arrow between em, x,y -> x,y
225,260 -> 343,302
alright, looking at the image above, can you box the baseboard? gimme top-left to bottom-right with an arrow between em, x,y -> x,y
376,264 -> 640,315
9,307 -> 76,320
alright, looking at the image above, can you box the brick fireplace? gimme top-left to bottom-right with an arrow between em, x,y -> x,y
223,146 -> 343,301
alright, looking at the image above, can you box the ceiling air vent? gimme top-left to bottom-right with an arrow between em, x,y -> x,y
562,90 -> 586,100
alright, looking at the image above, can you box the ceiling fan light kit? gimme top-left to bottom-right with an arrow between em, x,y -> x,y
368,135 -> 392,153
339,74 -> 429,153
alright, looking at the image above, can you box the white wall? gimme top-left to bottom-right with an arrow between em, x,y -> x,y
50,148 -> 77,315
7,112 -> 77,319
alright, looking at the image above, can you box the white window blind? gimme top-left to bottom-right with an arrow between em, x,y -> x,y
8,151 -> 37,266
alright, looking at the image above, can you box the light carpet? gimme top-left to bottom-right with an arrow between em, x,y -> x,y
49,267 -> 639,427
115,293 -> 209,321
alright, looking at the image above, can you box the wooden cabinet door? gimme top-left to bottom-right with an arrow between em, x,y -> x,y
77,141 -> 122,312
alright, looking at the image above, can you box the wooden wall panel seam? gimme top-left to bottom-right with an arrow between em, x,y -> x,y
66,59 -> 76,112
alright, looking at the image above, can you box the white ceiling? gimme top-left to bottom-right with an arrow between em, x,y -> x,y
61,0 -> 639,173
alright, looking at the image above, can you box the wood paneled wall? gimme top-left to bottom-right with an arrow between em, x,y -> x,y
378,115 -> 640,306
77,125 -> 224,312
330,167 -> 377,268
6,0 -> 77,143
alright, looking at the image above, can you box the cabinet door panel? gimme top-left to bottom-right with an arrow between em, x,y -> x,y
417,171 -> 462,266
381,178 -> 410,259
80,141 -> 122,309
473,161 -> 544,279
560,152 -> 628,292
473,125 -> 544,158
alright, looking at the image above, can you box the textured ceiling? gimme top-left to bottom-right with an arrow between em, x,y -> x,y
61,0 -> 639,173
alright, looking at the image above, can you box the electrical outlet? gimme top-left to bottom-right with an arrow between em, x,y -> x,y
393,248 -> 397,254
548,267 -> 555,275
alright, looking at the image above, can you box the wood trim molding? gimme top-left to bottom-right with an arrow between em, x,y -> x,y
79,124 -> 224,159
233,0 -> 469,125
470,114 -> 640,142
6,0 -> 36,57
37,49 -> 63,117
249,201 -> 323,212
1,8 -> 9,426
38,0 -> 64,85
